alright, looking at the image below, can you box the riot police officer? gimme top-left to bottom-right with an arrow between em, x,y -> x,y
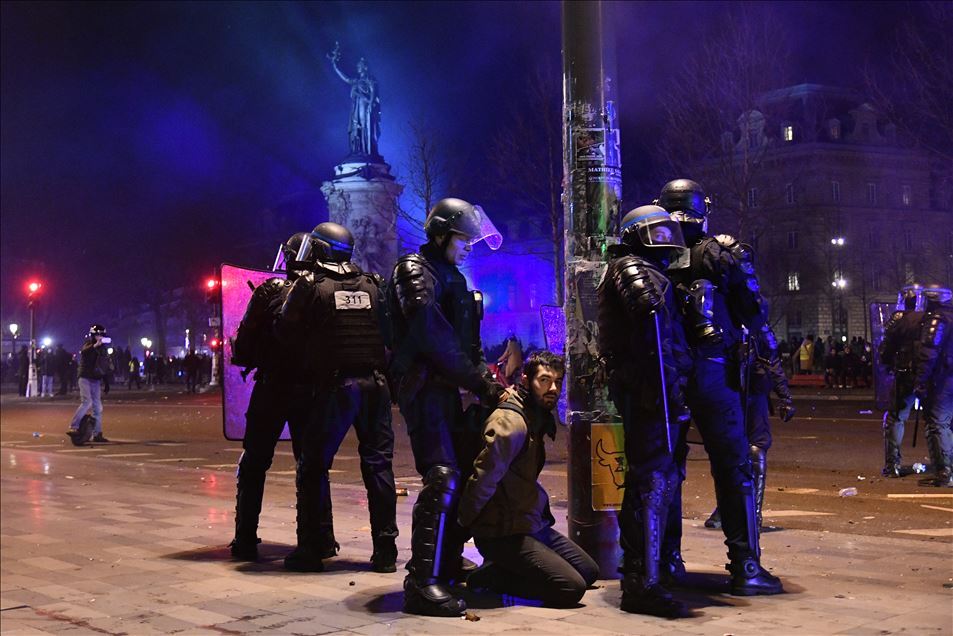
706,246 -> 795,532
388,197 -> 503,616
597,205 -> 693,618
228,232 -> 315,561
278,222 -> 398,572
657,178 -> 783,595
914,285 -> 953,487
880,285 -> 925,478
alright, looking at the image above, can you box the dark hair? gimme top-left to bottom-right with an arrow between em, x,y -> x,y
522,350 -> 566,381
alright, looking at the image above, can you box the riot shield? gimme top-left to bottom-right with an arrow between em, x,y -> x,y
220,263 -> 293,442
869,302 -> 894,411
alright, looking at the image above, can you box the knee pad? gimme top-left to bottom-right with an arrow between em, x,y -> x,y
421,465 -> 460,511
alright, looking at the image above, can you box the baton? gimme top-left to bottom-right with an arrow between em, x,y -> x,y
652,310 -> 673,454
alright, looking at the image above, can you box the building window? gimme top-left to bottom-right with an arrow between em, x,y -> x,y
747,187 -> 758,208
901,184 -> 912,207
904,229 -> 913,251
785,183 -> 795,204
783,125 -> 794,142
787,231 -> 799,249
831,180 -> 841,203
869,270 -> 882,291
789,310 -> 803,326
787,272 -> 800,291
866,182 -> 877,205
868,229 -> 881,249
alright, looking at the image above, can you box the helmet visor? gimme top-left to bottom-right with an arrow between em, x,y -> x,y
295,239 -> 316,266
458,205 -> 503,250
272,244 -> 289,272
636,218 -> 686,249
923,286 -> 952,304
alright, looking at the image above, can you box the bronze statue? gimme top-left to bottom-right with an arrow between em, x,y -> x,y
328,42 -> 381,159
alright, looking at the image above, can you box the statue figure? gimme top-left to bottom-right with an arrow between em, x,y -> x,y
328,42 -> 381,159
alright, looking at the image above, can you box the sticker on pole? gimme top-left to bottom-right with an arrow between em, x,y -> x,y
591,422 -> 626,511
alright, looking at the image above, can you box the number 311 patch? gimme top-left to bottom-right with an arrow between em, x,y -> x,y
334,290 -> 372,309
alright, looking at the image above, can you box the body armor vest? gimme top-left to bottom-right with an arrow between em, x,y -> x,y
669,238 -> 742,352
312,272 -> 386,376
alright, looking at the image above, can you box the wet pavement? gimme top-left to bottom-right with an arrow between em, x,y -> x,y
1,387 -> 952,634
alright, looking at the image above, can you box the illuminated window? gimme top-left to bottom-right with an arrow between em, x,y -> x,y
866,182 -> 877,205
783,125 -> 794,142
747,187 -> 758,208
785,183 -> 795,204
787,231 -> 799,249
901,184 -> 912,207
787,272 -> 800,291
831,180 -> 841,203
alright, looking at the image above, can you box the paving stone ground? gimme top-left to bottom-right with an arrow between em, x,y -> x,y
1,446 -> 951,635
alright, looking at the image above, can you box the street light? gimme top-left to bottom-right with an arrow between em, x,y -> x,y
832,277 -> 848,289
41,337 -> 52,348
830,237 -> 845,246
8,324 -> 18,358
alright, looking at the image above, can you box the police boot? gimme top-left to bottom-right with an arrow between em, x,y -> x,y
619,474 -> 688,619
704,507 -> 722,529
750,445 -> 768,531
284,462 -> 325,572
371,535 -> 398,573
659,548 -> 687,587
403,465 -> 466,617
231,455 -> 265,561
725,482 -> 782,596
934,468 -> 953,488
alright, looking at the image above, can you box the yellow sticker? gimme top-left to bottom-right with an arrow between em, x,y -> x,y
591,422 -> 626,511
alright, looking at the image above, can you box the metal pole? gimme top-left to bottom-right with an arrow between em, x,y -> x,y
562,0 -> 624,578
27,302 -> 38,398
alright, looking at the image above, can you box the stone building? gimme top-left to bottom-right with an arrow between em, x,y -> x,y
697,84 -> 952,343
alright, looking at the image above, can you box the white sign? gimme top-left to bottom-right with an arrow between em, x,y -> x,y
334,290 -> 371,310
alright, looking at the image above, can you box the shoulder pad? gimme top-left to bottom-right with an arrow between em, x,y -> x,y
921,312 -> 947,348
393,253 -> 435,313
713,234 -> 739,250
611,255 -> 666,316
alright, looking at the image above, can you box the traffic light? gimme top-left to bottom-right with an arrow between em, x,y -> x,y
27,280 -> 42,308
205,277 -> 221,304
209,337 -> 220,350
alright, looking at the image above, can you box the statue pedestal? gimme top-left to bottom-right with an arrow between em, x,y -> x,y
321,159 -> 403,276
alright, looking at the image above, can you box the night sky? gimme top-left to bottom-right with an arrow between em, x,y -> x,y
1,1 -> 916,349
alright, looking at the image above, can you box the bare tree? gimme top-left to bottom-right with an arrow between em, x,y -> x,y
486,64 -> 565,303
656,6 -> 793,241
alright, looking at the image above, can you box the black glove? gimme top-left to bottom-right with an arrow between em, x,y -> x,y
478,380 -> 503,408
777,396 -> 795,422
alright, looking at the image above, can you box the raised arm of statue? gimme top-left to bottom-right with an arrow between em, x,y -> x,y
327,42 -> 354,85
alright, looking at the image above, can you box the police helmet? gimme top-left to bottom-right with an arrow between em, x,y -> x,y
923,283 -> 953,306
656,178 -> 711,225
272,232 -> 311,272
619,205 -> 688,265
424,198 -> 502,250
895,284 -> 923,312
297,222 -> 354,264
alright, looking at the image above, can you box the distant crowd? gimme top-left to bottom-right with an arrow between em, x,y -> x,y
778,334 -> 874,389
2,345 -> 216,395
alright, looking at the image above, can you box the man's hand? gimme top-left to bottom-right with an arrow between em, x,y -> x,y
777,397 -> 795,422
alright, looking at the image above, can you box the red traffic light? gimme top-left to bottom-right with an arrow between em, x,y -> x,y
27,281 -> 42,295
206,278 -> 219,289
209,338 -> 220,350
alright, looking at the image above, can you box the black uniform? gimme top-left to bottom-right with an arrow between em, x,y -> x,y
229,276 -> 313,558
880,309 -> 924,476
597,245 -> 692,618
389,241 -> 498,615
914,302 -> 953,485
667,233 -> 784,593
278,262 -> 398,571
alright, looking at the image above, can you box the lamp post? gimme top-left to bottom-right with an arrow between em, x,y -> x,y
8,323 -> 18,360
26,281 -> 42,398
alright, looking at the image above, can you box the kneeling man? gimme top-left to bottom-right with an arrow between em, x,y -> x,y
459,351 -> 598,606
